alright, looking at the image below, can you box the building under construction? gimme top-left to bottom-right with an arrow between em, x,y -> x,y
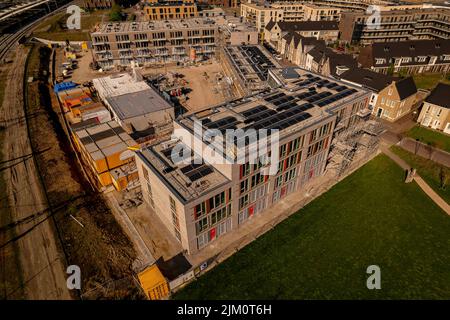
135,67 -> 382,254
219,45 -> 281,97
92,71 -> 175,146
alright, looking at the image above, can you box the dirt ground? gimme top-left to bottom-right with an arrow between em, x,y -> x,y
142,60 -> 231,112
111,190 -> 183,262
0,46 -> 71,299
60,50 -> 115,84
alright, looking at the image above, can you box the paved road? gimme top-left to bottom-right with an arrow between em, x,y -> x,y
0,47 -> 71,299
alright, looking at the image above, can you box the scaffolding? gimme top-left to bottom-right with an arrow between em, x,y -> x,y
326,117 -> 384,178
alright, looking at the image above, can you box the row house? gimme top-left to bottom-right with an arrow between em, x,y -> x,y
358,39 -> 450,75
417,83 -> 450,134
339,67 -> 418,122
264,20 -> 339,48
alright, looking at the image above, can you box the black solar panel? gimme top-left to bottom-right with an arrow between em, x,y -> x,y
241,105 -> 267,118
205,116 -> 239,132
238,46 -> 275,81
335,85 -> 348,92
325,82 -> 338,89
185,165 -> 214,182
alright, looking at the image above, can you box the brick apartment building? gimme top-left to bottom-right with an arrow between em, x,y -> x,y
339,4 -> 450,44
90,18 -> 218,69
143,0 -> 198,20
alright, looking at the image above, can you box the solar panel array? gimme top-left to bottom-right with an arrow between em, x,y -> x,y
196,72 -> 360,147
180,163 -> 214,182
204,116 -> 240,132
316,88 -> 357,107
238,46 -> 276,81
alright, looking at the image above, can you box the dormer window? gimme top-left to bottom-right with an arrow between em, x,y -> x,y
417,56 -> 427,62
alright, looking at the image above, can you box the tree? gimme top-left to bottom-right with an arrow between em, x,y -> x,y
109,4 -> 123,21
387,63 -> 394,76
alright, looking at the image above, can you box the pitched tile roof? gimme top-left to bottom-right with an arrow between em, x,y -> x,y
395,77 -> 417,100
340,67 -> 396,92
425,83 -> 450,109
266,20 -> 338,32
358,39 -> 450,68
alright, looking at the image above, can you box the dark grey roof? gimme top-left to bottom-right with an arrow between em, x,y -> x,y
309,46 -> 356,75
266,20 -> 338,32
425,83 -> 450,109
265,19 -> 276,31
340,67 -> 395,92
359,39 -> 450,68
395,77 -> 417,100
106,88 -> 172,120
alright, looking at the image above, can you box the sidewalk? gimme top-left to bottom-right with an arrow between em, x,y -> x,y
381,145 -> 450,216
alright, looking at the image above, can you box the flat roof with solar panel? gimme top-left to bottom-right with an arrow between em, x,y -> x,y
138,68 -> 368,203
177,68 -> 368,157
137,139 -> 231,203
223,45 -> 281,93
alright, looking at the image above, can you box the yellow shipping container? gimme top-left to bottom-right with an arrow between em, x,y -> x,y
138,265 -> 170,300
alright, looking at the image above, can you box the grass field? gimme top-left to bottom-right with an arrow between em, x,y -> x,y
412,73 -> 450,90
32,10 -> 110,41
174,155 -> 450,299
406,125 -> 450,153
391,146 -> 450,204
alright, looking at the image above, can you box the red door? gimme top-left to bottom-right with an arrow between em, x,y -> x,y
281,186 -> 287,198
210,227 -> 216,240
249,205 -> 255,217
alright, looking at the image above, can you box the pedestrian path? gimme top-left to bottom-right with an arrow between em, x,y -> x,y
381,146 -> 450,216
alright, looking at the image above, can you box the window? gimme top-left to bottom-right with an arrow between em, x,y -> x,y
209,191 -> 225,210
211,206 -> 228,225
274,175 -> 283,189
241,163 -> 251,177
251,172 -> 264,188
280,144 -> 288,157
291,136 -> 303,150
240,179 -> 249,194
239,194 -> 249,209
195,202 -> 206,219
142,166 -> 149,181
196,217 -> 208,234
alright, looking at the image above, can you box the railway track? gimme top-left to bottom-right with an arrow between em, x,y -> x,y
0,1 -> 73,62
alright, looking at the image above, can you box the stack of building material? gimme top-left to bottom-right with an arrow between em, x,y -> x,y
72,121 -> 139,191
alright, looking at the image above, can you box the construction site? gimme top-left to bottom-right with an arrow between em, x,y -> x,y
40,37 -> 389,299
0,15 -> 387,298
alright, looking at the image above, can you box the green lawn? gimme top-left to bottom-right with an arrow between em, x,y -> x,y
406,125 -> 450,153
174,155 -> 450,299
412,73 -> 450,90
32,10 -> 110,41
391,146 -> 450,205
